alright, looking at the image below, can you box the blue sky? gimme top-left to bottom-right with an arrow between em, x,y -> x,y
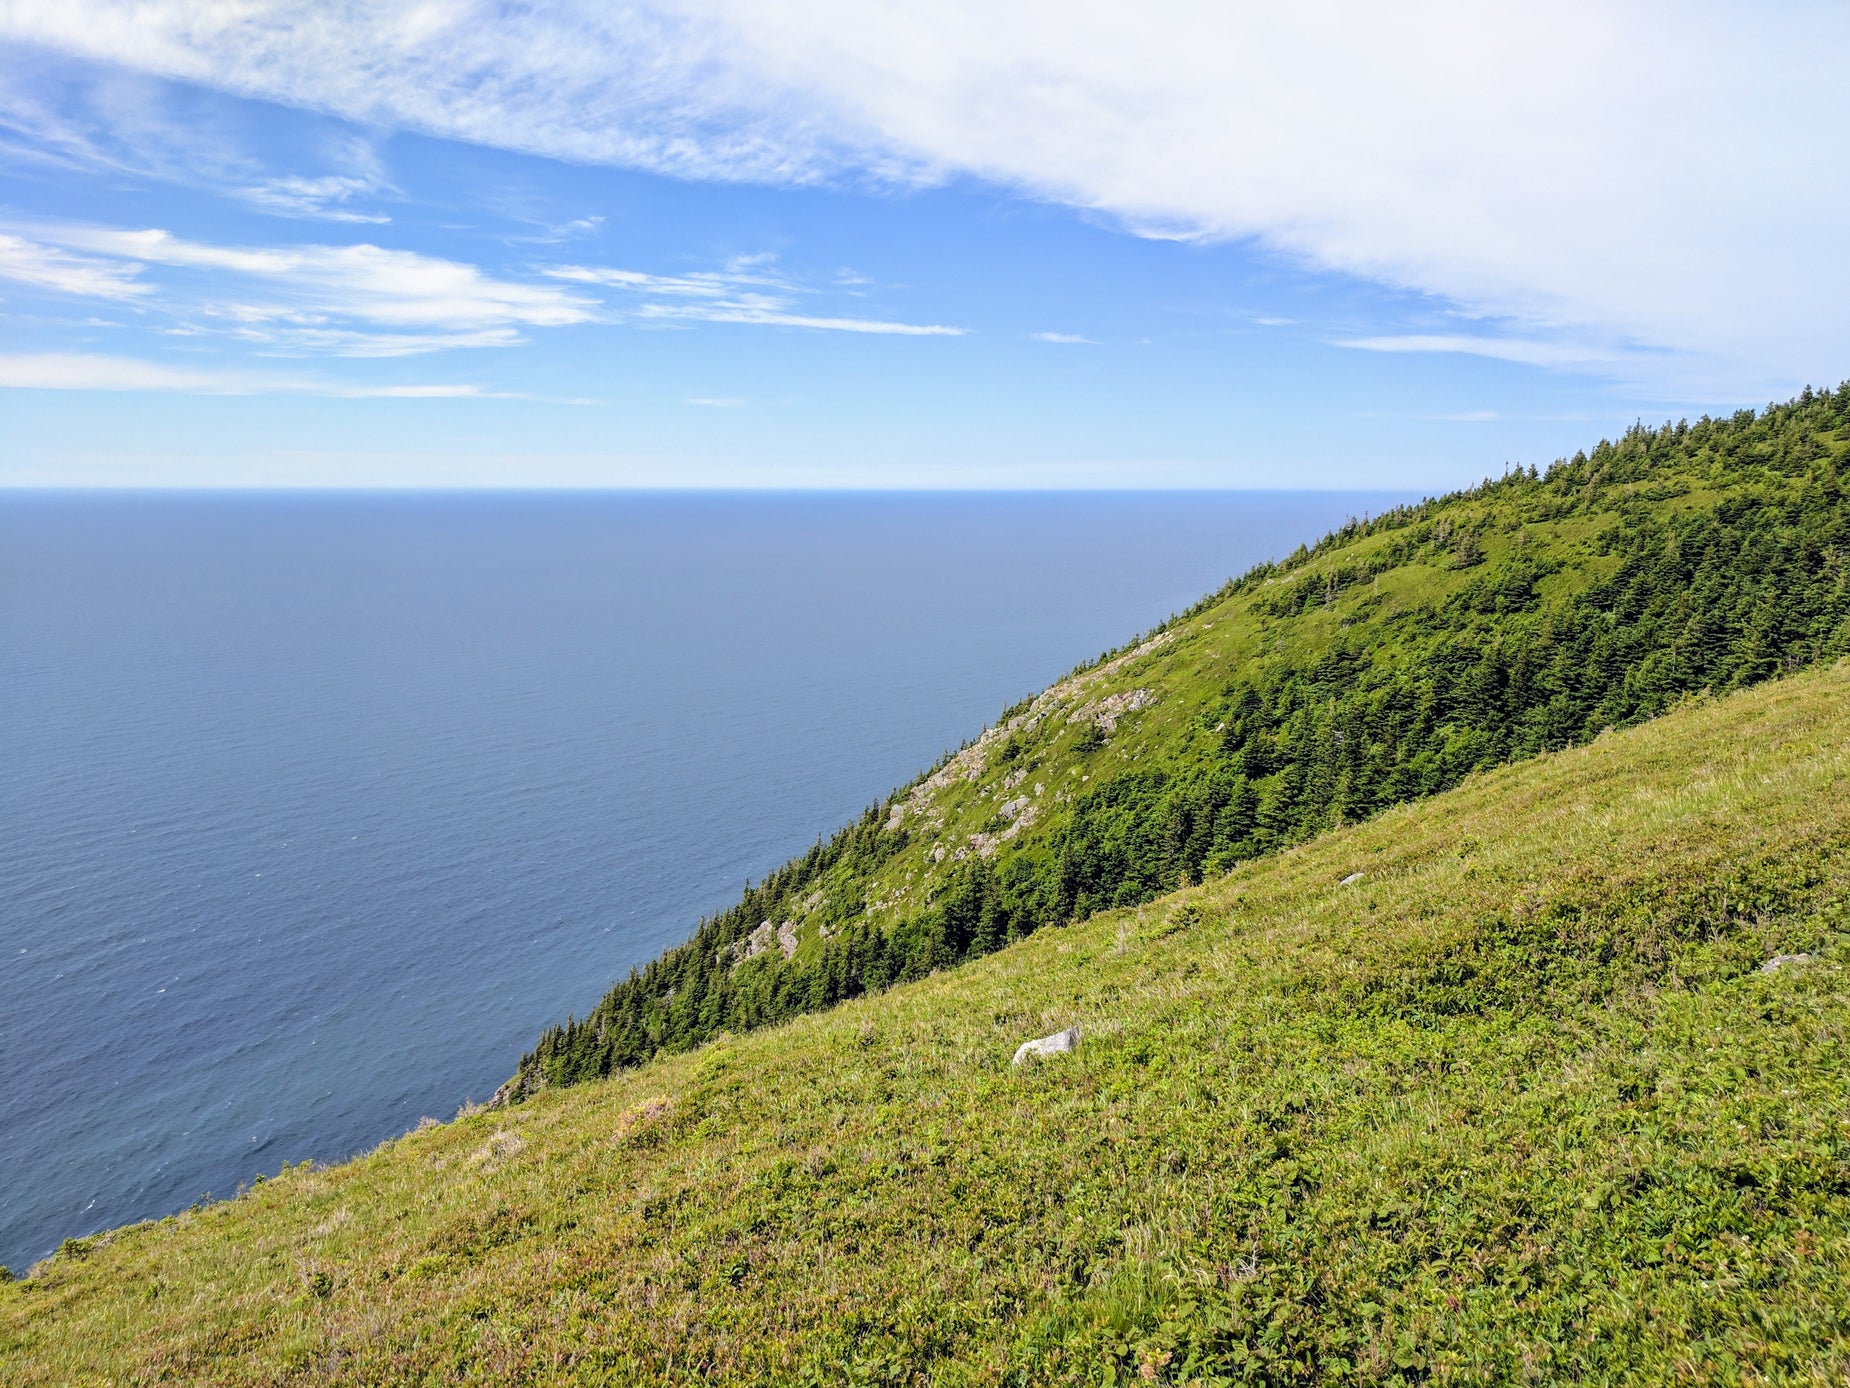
1,3 -> 1845,489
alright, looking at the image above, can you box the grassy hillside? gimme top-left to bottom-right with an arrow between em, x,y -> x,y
517,387 -> 1850,1095
7,664 -> 1850,1384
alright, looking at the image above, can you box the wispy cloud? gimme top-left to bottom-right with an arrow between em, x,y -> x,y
1334,334 -> 1622,369
66,227 -> 595,328
546,264 -> 780,299
7,3 -> 1840,389
549,257 -> 964,336
0,50 -> 396,225
511,215 -> 605,245
0,232 -> 148,298
233,132 -> 393,222
6,223 -> 598,355
644,303 -> 961,335
1029,331 -> 1094,344
237,174 -> 389,223
0,351 -> 497,396
685,396 -> 746,407
1,220 -> 962,366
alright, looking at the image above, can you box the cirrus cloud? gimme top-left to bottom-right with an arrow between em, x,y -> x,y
4,222 -> 600,355
546,259 -> 963,335
1,2 -> 1845,391
0,231 -> 148,298
59,226 -> 597,329
0,350 -> 499,395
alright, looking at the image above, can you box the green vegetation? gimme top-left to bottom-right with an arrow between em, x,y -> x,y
12,390 -> 1850,1382
516,386 -> 1850,1095
7,664 -> 1850,1383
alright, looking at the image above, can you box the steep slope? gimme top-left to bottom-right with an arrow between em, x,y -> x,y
7,665 -> 1850,1384
517,387 -> 1850,1093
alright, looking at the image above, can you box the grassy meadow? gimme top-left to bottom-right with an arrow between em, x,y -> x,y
6,663 -> 1850,1384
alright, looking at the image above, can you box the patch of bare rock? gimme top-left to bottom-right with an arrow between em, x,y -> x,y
1012,1027 -> 1082,1065
889,630 -> 1175,828
1761,953 -> 1813,973
727,919 -> 801,968
1070,687 -> 1156,732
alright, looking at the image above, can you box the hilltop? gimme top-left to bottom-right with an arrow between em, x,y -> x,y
5,662 -> 1849,1382
514,387 -> 1850,1095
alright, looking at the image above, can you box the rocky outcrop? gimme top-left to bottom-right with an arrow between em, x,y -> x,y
726,919 -> 801,968
889,632 -> 1175,829
1069,687 -> 1156,732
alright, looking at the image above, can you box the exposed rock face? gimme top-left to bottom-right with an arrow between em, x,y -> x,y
1012,1026 -> 1081,1066
727,919 -> 800,968
966,800 -> 1039,859
1070,687 -> 1156,732
890,632 -> 1174,830
1761,953 -> 1813,973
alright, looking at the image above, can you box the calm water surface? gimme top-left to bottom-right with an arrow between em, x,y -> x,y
0,490 -> 1413,1268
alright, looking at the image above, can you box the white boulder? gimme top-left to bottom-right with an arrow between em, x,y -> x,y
1012,1027 -> 1082,1066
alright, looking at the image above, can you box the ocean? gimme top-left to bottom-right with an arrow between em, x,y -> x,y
0,489 -> 1412,1270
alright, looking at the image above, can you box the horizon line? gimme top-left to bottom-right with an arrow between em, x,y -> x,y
0,482 -> 1436,496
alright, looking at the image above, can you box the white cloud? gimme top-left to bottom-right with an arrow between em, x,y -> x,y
550,259 -> 965,335
8,223 -> 598,354
63,228 -> 595,329
234,131 -> 393,221
1334,335 -> 1623,370
0,47 -> 396,225
547,264 -> 768,299
1030,331 -> 1094,345
0,350 -> 494,395
685,396 -> 745,407
353,383 -> 492,398
238,173 -> 389,222
511,215 -> 604,245
0,231 -> 148,298
4,2 -> 1841,390
0,351 -> 238,391
213,321 -> 531,358
5,220 -> 957,357
646,303 -> 961,335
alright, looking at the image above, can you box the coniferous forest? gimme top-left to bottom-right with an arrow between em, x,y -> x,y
512,387 -> 1850,1096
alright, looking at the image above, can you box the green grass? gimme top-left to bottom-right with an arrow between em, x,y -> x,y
8,664 -> 1850,1384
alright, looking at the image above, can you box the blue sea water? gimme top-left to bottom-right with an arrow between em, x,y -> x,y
0,489 -> 1412,1270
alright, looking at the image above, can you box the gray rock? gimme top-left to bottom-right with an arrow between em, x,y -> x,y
1339,871 -> 1366,886
1012,1026 -> 1081,1066
1760,953 -> 1813,973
